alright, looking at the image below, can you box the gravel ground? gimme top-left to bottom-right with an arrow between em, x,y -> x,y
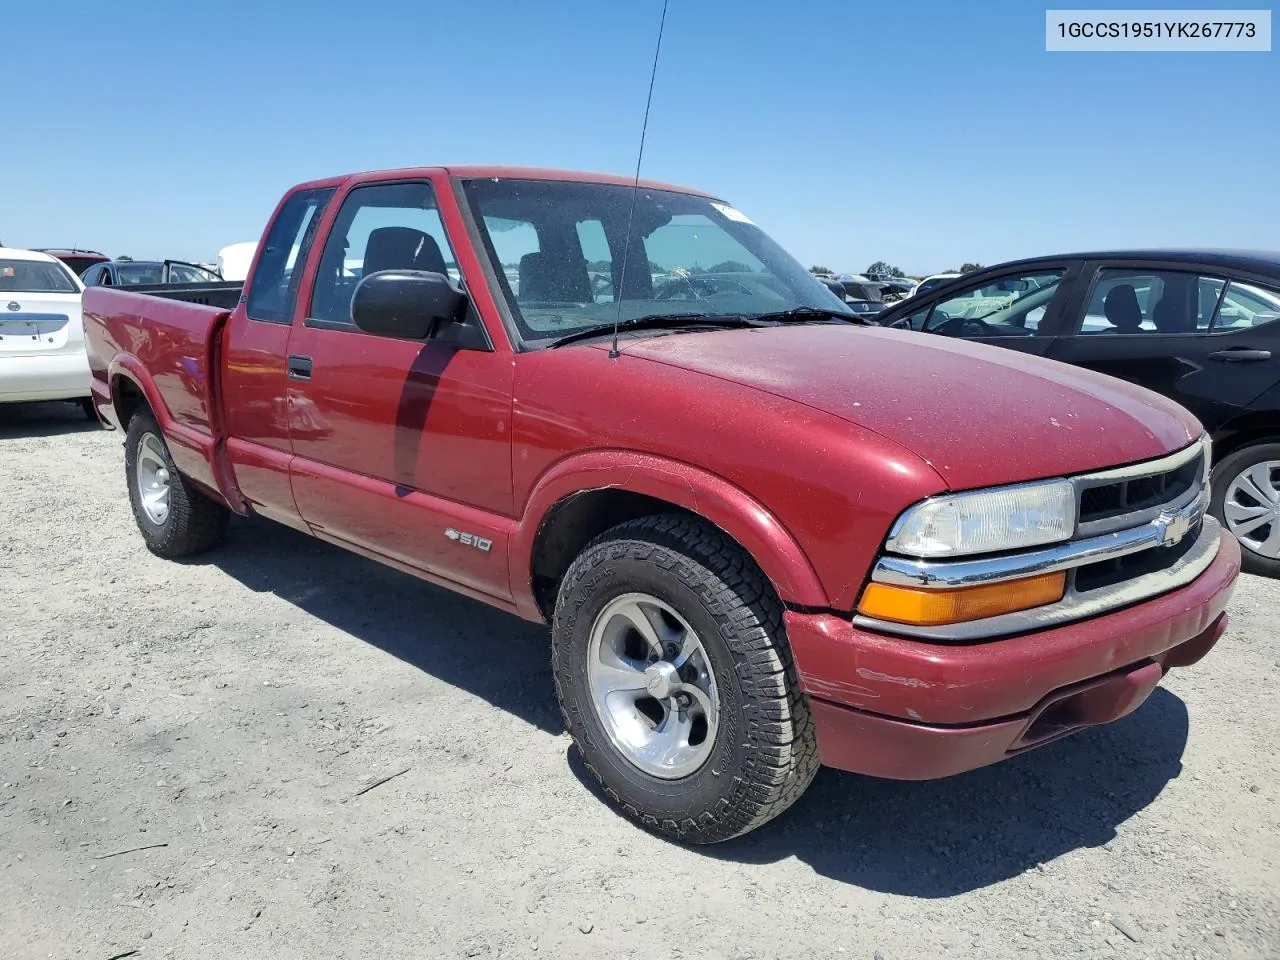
2,401 -> 1278,960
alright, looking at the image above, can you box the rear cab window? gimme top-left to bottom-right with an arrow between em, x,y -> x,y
246,187 -> 335,324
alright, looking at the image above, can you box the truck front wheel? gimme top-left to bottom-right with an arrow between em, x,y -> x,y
124,410 -> 229,558
552,514 -> 819,843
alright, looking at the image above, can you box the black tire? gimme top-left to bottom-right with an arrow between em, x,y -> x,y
124,410 -> 229,558
552,514 -> 819,844
1210,440 -> 1280,577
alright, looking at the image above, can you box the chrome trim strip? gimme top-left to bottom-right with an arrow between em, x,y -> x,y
1072,435 -> 1209,486
872,489 -> 1209,589
855,516 -> 1223,642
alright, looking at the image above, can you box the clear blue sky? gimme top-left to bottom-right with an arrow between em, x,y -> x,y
3,0 -> 1276,275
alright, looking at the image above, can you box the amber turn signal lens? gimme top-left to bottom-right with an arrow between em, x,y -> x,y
857,571 -> 1067,626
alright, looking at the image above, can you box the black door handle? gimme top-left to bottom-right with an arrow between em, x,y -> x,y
1208,348 -> 1272,362
287,355 -> 313,380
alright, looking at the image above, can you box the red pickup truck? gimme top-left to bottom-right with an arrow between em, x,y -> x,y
83,166 -> 1240,843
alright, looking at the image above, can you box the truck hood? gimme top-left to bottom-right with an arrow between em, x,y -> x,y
616,324 -> 1201,490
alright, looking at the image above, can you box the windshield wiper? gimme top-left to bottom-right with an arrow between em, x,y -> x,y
544,313 -> 767,349
745,306 -> 870,325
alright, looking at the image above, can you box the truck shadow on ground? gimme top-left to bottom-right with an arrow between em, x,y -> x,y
652,688 -> 1187,897
208,517 -> 1187,897
204,516 -> 563,734
0,401 -> 101,438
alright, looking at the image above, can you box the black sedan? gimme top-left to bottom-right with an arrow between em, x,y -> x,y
81,259 -> 221,287
874,250 -> 1280,575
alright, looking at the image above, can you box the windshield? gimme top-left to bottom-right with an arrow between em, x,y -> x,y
0,258 -> 79,293
459,178 -> 850,344
115,263 -> 165,285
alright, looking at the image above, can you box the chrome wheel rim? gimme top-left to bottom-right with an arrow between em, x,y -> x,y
586,592 -> 719,780
1223,460 -> 1280,557
136,432 -> 172,526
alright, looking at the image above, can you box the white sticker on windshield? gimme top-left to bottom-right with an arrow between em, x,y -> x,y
711,202 -> 754,224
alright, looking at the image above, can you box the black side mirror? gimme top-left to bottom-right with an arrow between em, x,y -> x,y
352,270 -> 470,340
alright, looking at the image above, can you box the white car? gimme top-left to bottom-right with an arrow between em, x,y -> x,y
912,272 -> 962,298
217,241 -> 258,282
0,247 -> 93,416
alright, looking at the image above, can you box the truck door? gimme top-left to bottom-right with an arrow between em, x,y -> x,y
221,186 -> 335,531
284,178 -> 516,603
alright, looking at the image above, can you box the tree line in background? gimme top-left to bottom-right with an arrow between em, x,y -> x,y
809,261 -> 984,280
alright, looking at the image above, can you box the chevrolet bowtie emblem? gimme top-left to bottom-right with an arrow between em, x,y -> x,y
1155,511 -> 1192,548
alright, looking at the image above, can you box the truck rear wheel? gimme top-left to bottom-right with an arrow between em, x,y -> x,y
552,514 -> 819,843
124,410 -> 229,558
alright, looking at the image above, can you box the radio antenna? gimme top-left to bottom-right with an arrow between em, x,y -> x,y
610,0 -> 669,359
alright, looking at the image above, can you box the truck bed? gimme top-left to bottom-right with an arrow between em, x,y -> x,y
118,281 -> 244,310
82,285 -> 236,497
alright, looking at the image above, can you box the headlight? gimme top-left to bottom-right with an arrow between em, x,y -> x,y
886,479 -> 1076,558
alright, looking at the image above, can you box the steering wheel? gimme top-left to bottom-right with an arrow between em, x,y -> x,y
655,275 -> 755,301
654,274 -> 705,301
934,315 -> 996,338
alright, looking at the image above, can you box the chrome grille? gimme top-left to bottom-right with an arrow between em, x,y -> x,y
1078,451 -> 1203,523
1073,440 -> 1210,538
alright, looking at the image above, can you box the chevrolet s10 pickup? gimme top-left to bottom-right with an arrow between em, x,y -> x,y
83,166 -> 1240,842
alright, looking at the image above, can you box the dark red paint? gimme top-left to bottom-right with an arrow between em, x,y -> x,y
81,166 -> 1240,782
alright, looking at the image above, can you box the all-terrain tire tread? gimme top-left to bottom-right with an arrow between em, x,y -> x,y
552,513 -> 820,844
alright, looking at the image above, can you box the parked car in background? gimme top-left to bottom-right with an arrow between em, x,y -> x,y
0,247 -> 93,417
83,166 -> 1237,842
36,248 -> 109,276
875,250 -> 1280,575
879,278 -> 917,301
81,259 -> 222,287
834,274 -> 886,318
912,272 -> 961,298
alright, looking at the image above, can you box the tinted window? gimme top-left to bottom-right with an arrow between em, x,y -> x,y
309,181 -> 459,327
577,219 -> 614,302
0,258 -> 79,293
60,256 -> 105,275
168,263 -> 218,283
485,215 -> 540,300
246,187 -> 334,324
1078,268 -> 1241,335
1213,280 -> 1280,330
908,270 -> 1064,337
115,263 -> 165,285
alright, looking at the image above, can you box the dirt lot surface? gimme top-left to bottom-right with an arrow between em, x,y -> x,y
2,402 -> 1278,960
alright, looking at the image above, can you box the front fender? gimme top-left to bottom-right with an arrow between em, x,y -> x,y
510,449 -> 829,620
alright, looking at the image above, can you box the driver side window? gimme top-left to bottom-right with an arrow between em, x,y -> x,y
921,270 -> 1066,337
